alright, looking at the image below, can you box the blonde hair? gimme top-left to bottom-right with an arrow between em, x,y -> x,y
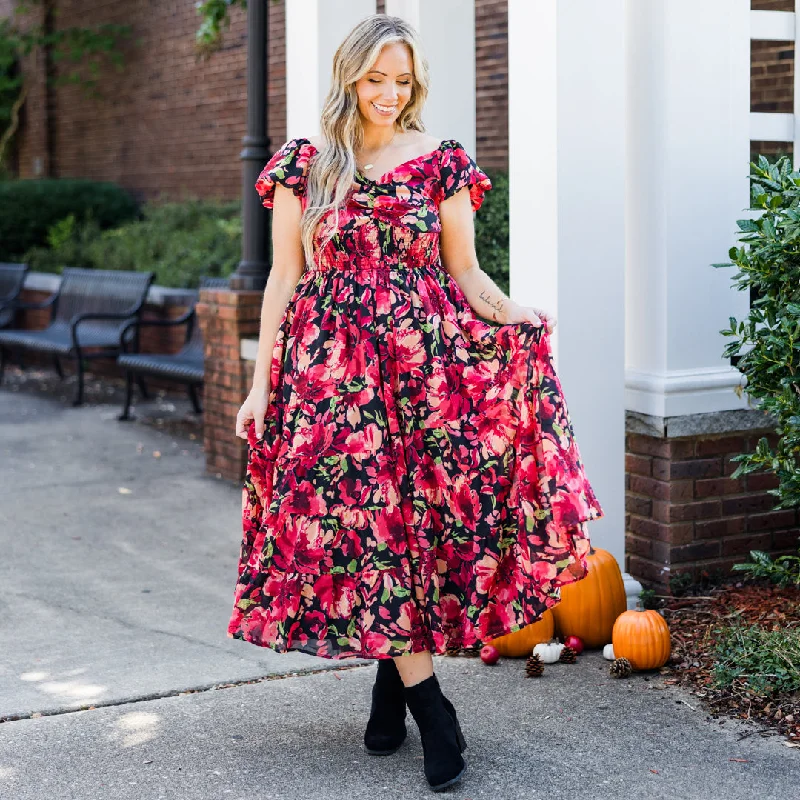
300,13 -> 431,266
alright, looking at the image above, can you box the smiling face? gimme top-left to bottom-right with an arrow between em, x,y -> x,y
355,41 -> 415,130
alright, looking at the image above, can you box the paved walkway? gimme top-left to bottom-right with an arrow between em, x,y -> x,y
0,378 -> 796,799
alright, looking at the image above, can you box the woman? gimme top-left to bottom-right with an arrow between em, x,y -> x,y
229,13 -> 603,793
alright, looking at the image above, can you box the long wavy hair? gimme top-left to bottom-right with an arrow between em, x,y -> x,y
300,14 -> 431,267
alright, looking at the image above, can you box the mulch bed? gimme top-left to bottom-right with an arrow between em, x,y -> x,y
659,579 -> 800,745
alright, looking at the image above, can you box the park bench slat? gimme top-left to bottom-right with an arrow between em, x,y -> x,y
116,276 -> 229,420
0,267 -> 154,406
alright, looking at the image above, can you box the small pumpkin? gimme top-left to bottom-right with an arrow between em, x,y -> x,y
603,643 -> 615,660
611,601 -> 671,670
551,546 -> 627,648
487,609 -> 555,658
532,639 -> 564,664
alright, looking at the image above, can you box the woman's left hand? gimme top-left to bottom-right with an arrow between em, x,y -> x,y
505,302 -> 557,334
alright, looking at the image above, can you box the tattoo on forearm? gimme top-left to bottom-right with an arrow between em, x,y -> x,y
479,290 -> 504,321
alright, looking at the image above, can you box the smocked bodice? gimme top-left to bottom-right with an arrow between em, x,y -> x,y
254,137 -> 492,273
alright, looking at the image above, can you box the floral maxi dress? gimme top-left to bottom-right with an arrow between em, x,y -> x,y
227,137 -> 604,660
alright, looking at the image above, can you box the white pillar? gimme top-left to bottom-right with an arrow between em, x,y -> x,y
625,0 -> 751,417
285,0 -> 377,139
509,0 -> 627,566
386,0 -> 477,155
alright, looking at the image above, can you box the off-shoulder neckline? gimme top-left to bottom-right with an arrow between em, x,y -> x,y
291,137 -> 460,185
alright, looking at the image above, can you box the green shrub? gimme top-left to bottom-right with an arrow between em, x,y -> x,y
0,178 -> 139,260
475,169 -> 509,295
715,155 -> 800,513
24,198 -> 242,288
711,622 -> 800,697
731,546 -> 800,588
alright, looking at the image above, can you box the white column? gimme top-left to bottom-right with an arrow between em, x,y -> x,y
286,0 -> 377,139
625,0 -> 751,417
386,0 -> 477,155
509,0 -> 627,566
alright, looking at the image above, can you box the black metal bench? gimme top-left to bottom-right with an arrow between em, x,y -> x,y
0,267 -> 155,406
0,263 -> 29,330
116,276 -> 230,421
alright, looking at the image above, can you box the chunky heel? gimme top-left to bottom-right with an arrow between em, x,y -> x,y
441,694 -> 467,752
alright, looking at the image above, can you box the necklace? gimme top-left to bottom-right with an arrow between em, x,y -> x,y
360,131 -> 397,172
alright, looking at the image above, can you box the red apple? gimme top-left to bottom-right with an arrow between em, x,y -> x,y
564,635 -> 584,655
480,644 -> 500,665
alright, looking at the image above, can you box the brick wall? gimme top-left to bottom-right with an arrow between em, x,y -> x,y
9,0 -> 507,191
11,0 -> 286,201
626,430 -> 799,593
474,0 -> 507,171
751,0 -> 795,159
195,288 -> 261,479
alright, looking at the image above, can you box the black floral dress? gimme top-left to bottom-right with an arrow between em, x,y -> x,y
227,137 -> 604,660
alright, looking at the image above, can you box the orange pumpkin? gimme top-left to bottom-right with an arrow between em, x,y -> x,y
487,609 -> 555,657
551,546 -> 627,648
611,602 -> 671,670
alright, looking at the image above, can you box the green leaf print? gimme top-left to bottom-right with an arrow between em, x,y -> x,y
347,559 -> 358,573
525,515 -> 535,533
330,566 -> 346,574
392,586 -> 411,597
498,537 -> 515,550
553,423 -> 564,438
381,585 -> 391,603
236,598 -> 258,611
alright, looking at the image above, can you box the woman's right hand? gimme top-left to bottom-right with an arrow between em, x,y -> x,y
235,384 -> 272,441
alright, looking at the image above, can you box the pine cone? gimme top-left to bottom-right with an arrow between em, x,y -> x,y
609,657 -> 632,678
462,643 -> 482,658
445,645 -> 462,657
559,644 -> 577,664
525,653 -> 544,677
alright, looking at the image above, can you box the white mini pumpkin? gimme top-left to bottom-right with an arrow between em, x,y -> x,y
603,643 -> 615,660
532,641 -> 564,664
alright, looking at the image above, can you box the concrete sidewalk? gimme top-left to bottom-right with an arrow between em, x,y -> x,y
0,381 -> 796,799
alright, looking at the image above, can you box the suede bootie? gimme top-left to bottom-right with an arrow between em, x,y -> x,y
363,658 -> 408,755
403,673 -> 467,791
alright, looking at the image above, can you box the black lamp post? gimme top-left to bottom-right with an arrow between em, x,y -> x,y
229,0 -> 270,291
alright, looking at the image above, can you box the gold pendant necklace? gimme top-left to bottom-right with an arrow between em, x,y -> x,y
360,132 -> 397,172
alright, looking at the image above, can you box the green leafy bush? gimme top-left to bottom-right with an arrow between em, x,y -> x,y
715,155 -> 800,512
711,622 -> 800,697
0,178 -> 139,260
24,198 -> 242,288
731,546 -> 800,588
475,169 -> 509,296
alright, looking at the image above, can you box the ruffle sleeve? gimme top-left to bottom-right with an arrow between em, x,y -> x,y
438,140 -> 492,212
254,138 -> 314,209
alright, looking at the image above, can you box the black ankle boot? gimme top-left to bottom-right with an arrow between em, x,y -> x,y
403,673 -> 467,791
363,658 -> 408,755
